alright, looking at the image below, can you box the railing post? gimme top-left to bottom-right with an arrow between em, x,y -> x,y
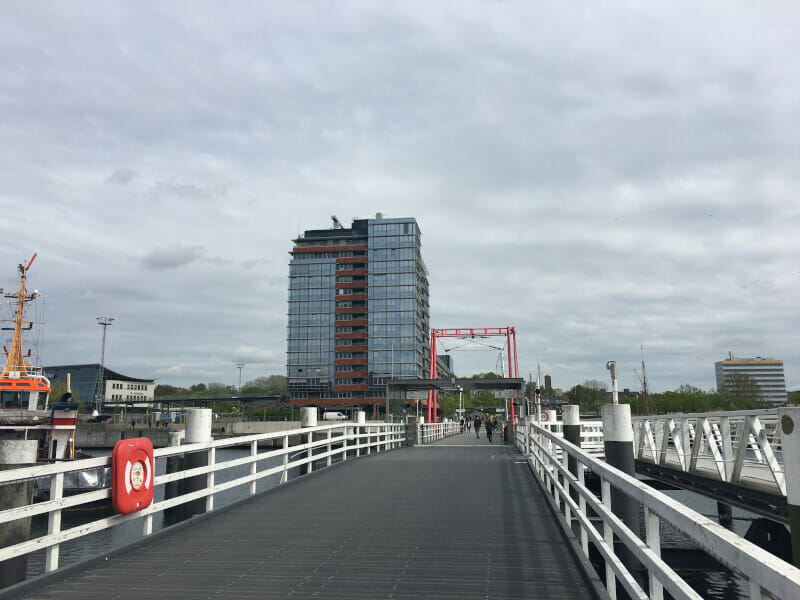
0,439 -> 38,585
578,464 -> 588,557
779,407 -> 800,568
327,428 -> 332,467
645,507 -> 663,600
356,410 -> 365,457
206,447 -> 216,512
45,471 -> 64,572
601,478 -> 617,600
343,427 -> 348,460
250,440 -> 258,495
281,434 -> 289,484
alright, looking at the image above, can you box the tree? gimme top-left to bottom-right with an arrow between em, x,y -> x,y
722,373 -> 762,404
241,375 -> 287,395
155,384 -> 183,397
189,383 -> 207,394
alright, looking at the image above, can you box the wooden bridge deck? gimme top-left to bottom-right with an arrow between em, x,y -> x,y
9,433 -> 600,599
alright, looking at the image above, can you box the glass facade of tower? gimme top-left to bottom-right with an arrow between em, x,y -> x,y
287,217 -> 430,407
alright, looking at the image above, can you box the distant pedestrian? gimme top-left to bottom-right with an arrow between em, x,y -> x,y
485,417 -> 493,442
474,415 -> 481,438
460,417 -> 465,433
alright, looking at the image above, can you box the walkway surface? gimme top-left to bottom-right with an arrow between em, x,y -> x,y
14,432 -> 597,599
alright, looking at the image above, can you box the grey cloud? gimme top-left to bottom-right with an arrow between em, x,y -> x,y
142,245 -> 204,270
106,167 -> 135,185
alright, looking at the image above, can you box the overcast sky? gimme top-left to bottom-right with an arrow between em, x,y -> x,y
1,2 -> 798,393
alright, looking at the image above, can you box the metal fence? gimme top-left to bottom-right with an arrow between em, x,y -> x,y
0,422 -> 405,574
515,421 -> 800,600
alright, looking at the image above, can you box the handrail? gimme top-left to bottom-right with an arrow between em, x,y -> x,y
419,422 -> 459,444
0,422 -> 406,574
515,422 -> 800,600
630,411 -> 785,496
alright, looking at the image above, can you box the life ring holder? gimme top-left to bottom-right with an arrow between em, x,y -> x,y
112,437 -> 154,514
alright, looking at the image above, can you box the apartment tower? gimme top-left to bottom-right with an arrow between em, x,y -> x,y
287,215 -> 430,409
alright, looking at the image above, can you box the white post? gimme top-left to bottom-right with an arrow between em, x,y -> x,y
300,407 -> 317,475
779,407 -> 800,568
45,471 -> 64,571
250,440 -> 258,495
281,434 -> 289,484
327,428 -> 332,467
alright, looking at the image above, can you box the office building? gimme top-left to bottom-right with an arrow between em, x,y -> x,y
287,215 -> 430,409
714,357 -> 787,405
44,364 -> 155,410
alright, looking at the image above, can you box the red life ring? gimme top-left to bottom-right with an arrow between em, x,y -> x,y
540,412 -> 549,422
112,437 -> 154,514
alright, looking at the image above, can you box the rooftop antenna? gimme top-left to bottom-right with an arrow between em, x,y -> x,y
331,215 -> 344,229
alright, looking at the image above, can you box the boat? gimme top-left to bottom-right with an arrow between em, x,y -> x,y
0,253 -> 81,464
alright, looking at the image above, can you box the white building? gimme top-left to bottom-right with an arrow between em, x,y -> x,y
714,357 -> 787,405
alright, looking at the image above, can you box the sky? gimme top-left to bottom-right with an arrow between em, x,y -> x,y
1,2 -> 798,393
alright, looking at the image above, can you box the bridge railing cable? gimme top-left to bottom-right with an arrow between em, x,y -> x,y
0,422 -> 406,575
515,421 -> 800,600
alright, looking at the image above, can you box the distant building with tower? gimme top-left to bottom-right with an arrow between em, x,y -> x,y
287,215 -> 432,410
714,356 -> 787,405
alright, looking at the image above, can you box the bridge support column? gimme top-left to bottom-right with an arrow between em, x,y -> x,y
184,408 -> 212,518
0,440 -> 37,588
779,407 -> 800,567
601,403 -> 641,573
563,405 -> 581,503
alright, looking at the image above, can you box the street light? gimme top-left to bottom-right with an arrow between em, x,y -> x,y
458,386 -> 463,417
95,317 -> 114,413
235,363 -> 245,395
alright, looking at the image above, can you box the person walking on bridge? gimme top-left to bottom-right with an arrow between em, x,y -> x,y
474,415 -> 481,438
485,416 -> 493,443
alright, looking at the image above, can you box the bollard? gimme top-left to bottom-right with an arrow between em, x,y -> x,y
601,402 -> 640,574
0,440 -> 38,587
563,405 -> 581,503
184,408 -> 212,518
779,407 -> 800,567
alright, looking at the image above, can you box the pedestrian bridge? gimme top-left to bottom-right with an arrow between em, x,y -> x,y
1,418 -> 800,599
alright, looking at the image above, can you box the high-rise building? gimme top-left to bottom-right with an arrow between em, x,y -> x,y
287,216 -> 430,408
714,356 -> 787,405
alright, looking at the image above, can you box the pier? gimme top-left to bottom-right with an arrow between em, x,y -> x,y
2,410 -> 800,599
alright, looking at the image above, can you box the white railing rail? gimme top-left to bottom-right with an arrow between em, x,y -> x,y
419,422 -> 459,444
631,409 -> 785,496
515,422 -> 800,600
0,422 -> 405,573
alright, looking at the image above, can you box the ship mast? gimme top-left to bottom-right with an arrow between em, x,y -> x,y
1,253 -> 37,378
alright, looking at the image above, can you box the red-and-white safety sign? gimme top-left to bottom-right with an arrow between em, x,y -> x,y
540,412 -> 549,422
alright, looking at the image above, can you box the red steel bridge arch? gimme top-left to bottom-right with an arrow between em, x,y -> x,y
428,326 -> 519,424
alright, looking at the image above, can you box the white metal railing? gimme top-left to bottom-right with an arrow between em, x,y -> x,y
631,410 -> 785,496
419,421 -> 459,444
0,422 -> 405,573
515,422 -> 800,600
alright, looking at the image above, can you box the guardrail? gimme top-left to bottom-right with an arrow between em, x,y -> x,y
0,422 -> 405,574
419,422 -> 459,444
631,409 -> 785,496
515,421 -> 800,600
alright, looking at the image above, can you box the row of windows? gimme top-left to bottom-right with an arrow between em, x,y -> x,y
370,286 -> 416,300
287,326 -> 331,338
110,382 -> 149,391
369,311 -> 415,324
369,273 -> 416,286
369,324 -> 416,337
369,298 -> 416,311
292,251 -> 363,259
372,350 -> 416,363
288,313 -> 331,326
290,262 -> 334,275
289,275 -> 334,288
370,336 -> 416,350
287,352 -> 329,364
287,366 -> 330,377
369,247 -> 415,261
370,260 -> 416,274
288,300 -> 333,314
370,222 -> 414,235
370,235 -> 416,249
289,288 -> 332,301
